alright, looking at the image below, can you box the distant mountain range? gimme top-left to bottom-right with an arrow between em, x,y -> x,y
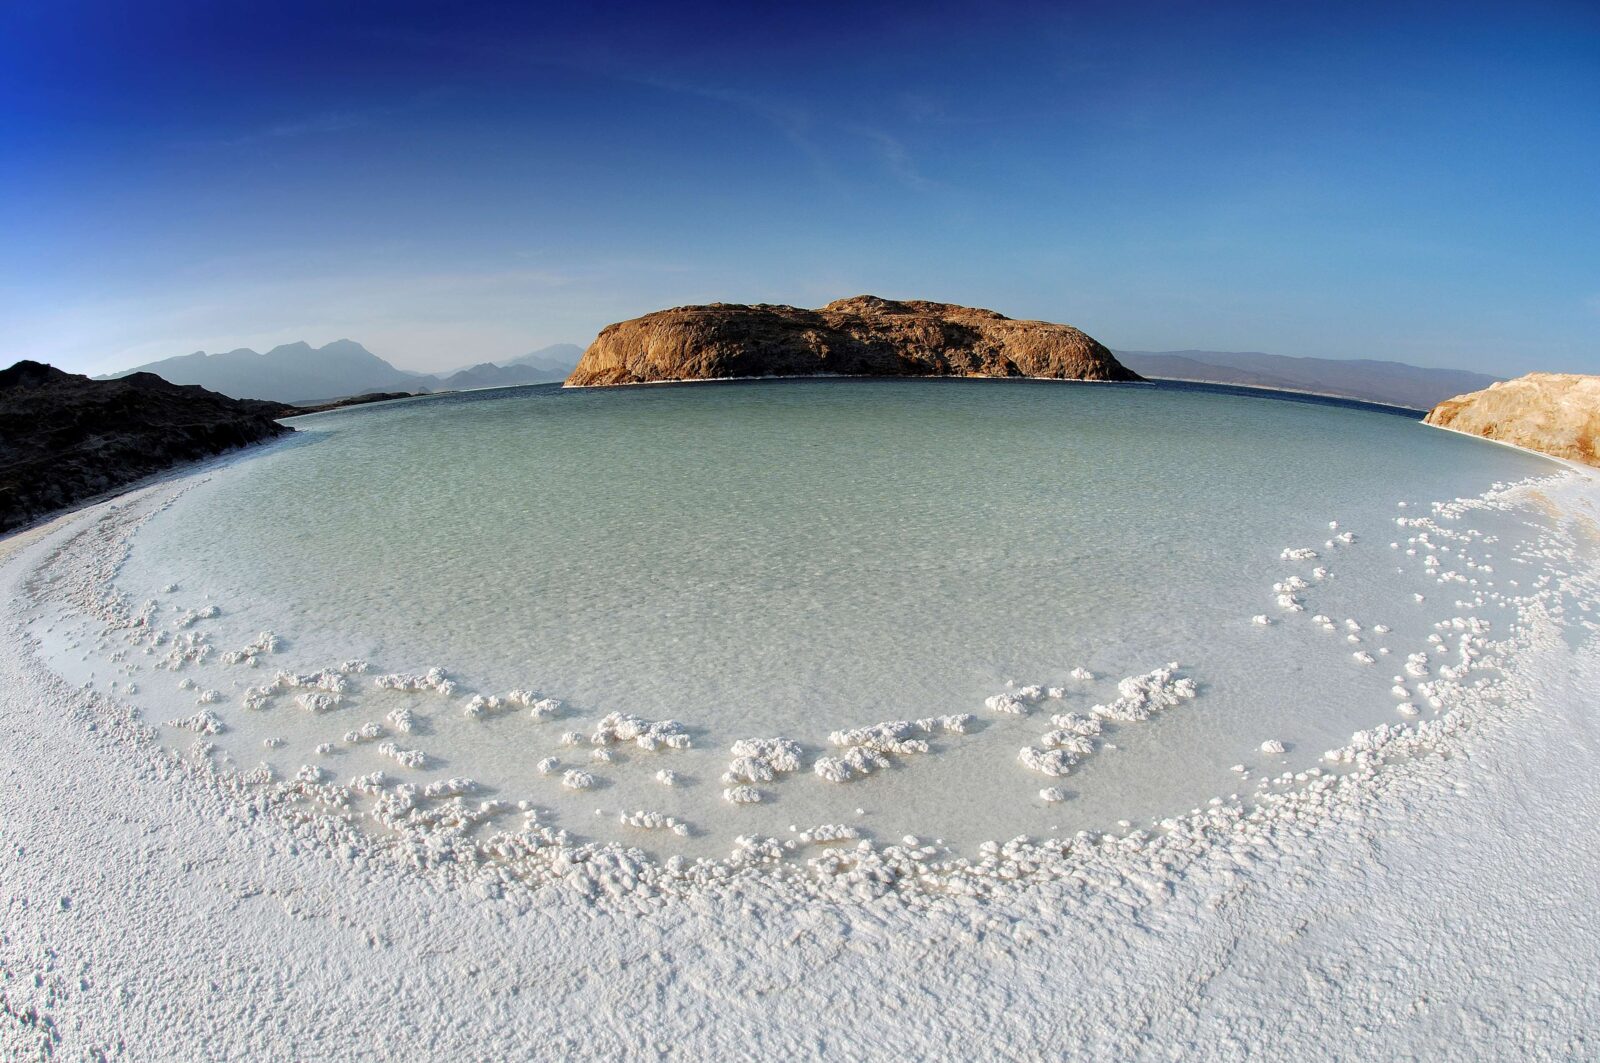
1113,349 -> 1499,411
99,338 -> 1496,411
101,341 -> 584,405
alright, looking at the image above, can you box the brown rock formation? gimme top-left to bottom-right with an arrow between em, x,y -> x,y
1424,372 -> 1600,467
565,296 -> 1141,387
0,361 -> 293,534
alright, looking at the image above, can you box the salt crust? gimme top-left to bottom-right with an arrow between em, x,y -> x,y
814,716 -> 974,783
18,467 -> 1597,914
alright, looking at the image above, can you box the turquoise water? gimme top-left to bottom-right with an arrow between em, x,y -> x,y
109,379 -> 1561,854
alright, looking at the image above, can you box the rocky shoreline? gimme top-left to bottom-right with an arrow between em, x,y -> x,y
0,360 -> 292,534
1425,372 -> 1600,468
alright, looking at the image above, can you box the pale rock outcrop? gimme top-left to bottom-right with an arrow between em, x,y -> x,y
1425,373 -> 1600,467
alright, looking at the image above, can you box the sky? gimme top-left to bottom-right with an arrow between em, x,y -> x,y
1,0 -> 1596,377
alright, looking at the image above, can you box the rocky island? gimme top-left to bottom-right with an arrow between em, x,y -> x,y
1424,372 -> 1600,468
564,296 -> 1142,387
0,361 -> 293,533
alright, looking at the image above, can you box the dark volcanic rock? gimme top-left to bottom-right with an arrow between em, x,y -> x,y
0,361 -> 292,534
565,295 -> 1141,387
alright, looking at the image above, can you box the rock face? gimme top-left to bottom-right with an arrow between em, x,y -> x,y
1424,372 -> 1600,467
565,296 -> 1141,387
0,361 -> 293,534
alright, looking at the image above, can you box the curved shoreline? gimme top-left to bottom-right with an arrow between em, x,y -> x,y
5,468 -> 1600,1055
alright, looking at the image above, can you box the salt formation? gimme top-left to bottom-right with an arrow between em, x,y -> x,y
220,631 -> 280,666
722,785 -> 762,804
723,737 -> 803,784
174,604 -> 220,628
276,669 -> 348,694
813,716 -> 973,783
385,707 -> 418,733
165,708 -> 224,735
349,771 -> 386,794
561,769 -> 595,790
618,810 -> 690,837
984,691 -> 1033,714
462,689 -> 562,720
372,667 -> 456,696
294,691 -> 342,713
342,721 -> 384,744
1068,667 -> 1095,681
1040,787 -> 1067,803
655,769 -> 680,786
378,741 -> 428,769
536,757 -> 559,775
1017,713 -> 1104,777
1260,739 -> 1286,754
1280,547 -> 1319,561
591,712 -> 691,751
1088,664 -> 1198,722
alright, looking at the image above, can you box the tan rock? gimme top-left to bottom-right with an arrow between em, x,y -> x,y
565,295 -> 1141,387
1424,372 -> 1600,467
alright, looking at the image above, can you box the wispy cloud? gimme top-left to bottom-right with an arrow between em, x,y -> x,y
217,109 -> 375,148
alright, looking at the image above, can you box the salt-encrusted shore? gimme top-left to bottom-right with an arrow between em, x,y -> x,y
3,467 -> 1600,1057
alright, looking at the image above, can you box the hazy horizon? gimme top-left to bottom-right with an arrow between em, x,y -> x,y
3,0 -> 1596,378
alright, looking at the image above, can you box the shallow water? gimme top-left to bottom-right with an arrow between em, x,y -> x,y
74,378 -> 1566,857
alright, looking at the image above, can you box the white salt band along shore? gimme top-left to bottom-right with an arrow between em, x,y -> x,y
20,445 -> 1598,898
6,380 -> 1600,1058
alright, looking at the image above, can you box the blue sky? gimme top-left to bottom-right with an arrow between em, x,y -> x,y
2,0 -> 1596,376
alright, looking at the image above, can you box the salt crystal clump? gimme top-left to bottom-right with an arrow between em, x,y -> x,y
385,707 -> 418,734
338,659 -> 369,674
423,778 -> 477,799
166,708 -> 224,735
372,667 -> 455,696
536,757 -> 560,775
722,785 -> 762,804
294,691 -> 342,713
1068,667 -> 1095,681
378,741 -> 427,769
178,677 -> 196,691
195,688 -> 223,705
1351,651 -> 1375,665
296,765 -> 327,784
560,769 -> 594,790
242,686 -> 273,711
1251,615 -> 1272,626
618,810 -> 690,837
813,716 -> 972,783
1017,746 -> 1077,776
984,692 -> 1031,714
174,604 -> 220,629
276,669 -> 348,694
591,748 -> 613,764
1040,787 -> 1067,803
221,631 -> 280,666
1280,547 -> 1319,561
793,824 -> 860,846
724,737 -> 803,784
590,712 -> 692,752
655,769 -> 680,787
559,731 -> 583,747
343,721 -> 384,744
262,736 -> 285,749
463,689 -> 562,721
1260,739 -> 1286,754
1089,664 -> 1198,723
350,771 -> 386,794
